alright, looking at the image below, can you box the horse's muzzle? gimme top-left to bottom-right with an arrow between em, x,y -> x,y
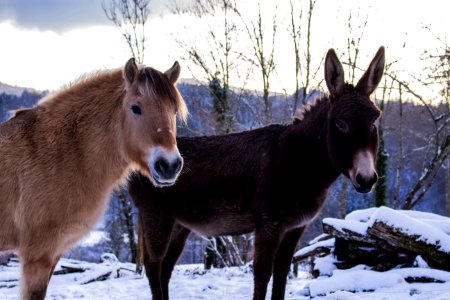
149,146 -> 183,187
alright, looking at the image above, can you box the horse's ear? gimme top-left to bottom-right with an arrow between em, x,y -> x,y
124,57 -> 139,85
356,46 -> 385,96
165,61 -> 181,84
325,49 -> 345,97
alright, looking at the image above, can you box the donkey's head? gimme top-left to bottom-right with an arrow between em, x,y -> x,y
122,58 -> 188,187
325,47 -> 385,193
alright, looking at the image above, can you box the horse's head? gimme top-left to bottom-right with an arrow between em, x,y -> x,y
325,47 -> 385,193
122,58 -> 188,187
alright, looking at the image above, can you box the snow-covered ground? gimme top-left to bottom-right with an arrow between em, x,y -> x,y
1,257 -> 450,299
1,207 -> 449,299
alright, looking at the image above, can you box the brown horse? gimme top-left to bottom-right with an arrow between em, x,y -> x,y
0,58 -> 187,300
129,46 -> 385,300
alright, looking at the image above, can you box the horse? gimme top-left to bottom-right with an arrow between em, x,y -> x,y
0,58 -> 188,300
128,46 -> 385,300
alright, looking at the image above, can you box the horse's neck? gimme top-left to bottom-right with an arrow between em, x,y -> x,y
40,70 -> 128,181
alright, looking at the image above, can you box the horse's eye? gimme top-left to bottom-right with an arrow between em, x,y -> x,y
335,119 -> 349,134
131,105 -> 142,115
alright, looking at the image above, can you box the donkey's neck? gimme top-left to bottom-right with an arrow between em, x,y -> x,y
283,96 -> 339,186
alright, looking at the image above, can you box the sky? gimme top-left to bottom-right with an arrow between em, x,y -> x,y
0,0 -> 448,98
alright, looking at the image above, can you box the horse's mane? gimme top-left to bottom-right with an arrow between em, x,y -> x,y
138,66 -> 188,123
37,66 -> 188,123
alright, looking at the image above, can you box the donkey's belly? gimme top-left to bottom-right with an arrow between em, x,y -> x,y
177,213 -> 255,237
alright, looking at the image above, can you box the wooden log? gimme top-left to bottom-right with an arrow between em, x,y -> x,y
368,221 -> 450,271
53,264 -> 87,275
333,238 -> 414,271
323,222 -> 397,253
79,269 -> 113,285
293,238 -> 334,263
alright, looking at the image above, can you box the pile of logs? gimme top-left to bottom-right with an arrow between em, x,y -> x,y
294,206 -> 450,279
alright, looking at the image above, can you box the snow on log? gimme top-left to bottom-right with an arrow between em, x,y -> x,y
297,206 -> 450,277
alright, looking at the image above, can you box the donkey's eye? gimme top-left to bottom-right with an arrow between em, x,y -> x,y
335,119 -> 349,134
131,105 -> 142,115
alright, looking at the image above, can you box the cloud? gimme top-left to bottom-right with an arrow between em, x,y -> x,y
0,0 -> 172,32
0,0 -> 112,31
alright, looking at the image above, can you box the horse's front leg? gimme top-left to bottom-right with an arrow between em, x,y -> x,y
252,226 -> 283,300
20,252 -> 59,300
271,226 -> 305,300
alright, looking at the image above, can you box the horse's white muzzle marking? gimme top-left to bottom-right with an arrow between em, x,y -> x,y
148,146 -> 183,186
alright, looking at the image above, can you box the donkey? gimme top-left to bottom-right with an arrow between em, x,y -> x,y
0,58 -> 187,300
129,46 -> 385,300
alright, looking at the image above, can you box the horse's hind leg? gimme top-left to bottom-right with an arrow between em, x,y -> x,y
271,227 -> 305,300
20,254 -> 59,300
161,224 -> 191,300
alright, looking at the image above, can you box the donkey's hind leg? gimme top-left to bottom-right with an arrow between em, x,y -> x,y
161,224 -> 191,300
20,253 -> 59,300
270,226 -> 305,300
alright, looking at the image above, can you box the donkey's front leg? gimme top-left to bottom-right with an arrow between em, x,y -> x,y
140,212 -> 175,300
252,226 -> 283,300
271,226 -> 305,300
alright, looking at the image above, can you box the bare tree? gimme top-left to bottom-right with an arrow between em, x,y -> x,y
102,0 -> 152,274
102,0 -> 151,63
288,0 -> 320,112
240,2 -> 277,123
170,0 -> 243,134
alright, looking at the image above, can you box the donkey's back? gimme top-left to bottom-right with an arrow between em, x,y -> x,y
130,124 -> 286,236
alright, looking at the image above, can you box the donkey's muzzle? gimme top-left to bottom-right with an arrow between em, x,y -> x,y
354,172 -> 378,193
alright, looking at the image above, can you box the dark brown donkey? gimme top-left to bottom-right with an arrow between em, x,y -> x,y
0,58 -> 187,300
129,46 -> 385,300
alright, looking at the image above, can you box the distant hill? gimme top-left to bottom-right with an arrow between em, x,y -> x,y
0,81 -> 42,97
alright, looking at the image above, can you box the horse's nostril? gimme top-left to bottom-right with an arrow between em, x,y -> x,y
154,158 -> 169,176
153,157 -> 182,180
173,157 -> 183,174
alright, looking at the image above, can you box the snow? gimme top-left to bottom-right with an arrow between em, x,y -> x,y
2,207 -> 450,299
367,207 -> 450,253
308,269 -> 405,297
294,238 -> 335,257
322,218 -> 370,235
78,230 -> 109,247
1,257 -> 450,299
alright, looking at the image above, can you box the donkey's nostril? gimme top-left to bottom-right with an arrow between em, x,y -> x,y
355,173 -> 364,186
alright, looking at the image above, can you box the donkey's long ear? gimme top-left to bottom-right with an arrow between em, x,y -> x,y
325,49 -> 345,97
356,46 -> 385,96
165,61 -> 181,84
124,57 -> 139,85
